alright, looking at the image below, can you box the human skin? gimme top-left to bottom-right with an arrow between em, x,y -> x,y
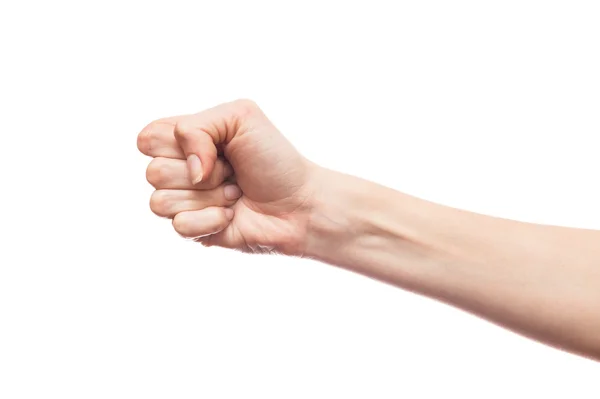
137,99 -> 600,361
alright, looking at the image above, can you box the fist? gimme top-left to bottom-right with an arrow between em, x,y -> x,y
137,99 -> 321,255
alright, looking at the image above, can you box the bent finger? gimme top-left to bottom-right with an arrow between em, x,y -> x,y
146,157 -> 233,190
150,185 -> 242,218
172,207 -> 234,238
137,115 -> 188,159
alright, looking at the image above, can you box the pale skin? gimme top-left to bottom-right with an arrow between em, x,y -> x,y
137,99 -> 600,361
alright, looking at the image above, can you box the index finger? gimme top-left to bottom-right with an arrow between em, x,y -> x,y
137,115 -> 188,159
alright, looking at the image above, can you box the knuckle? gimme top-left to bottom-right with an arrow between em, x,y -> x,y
146,158 -> 168,186
138,118 -> 178,154
149,191 -> 169,215
231,98 -> 260,117
137,126 -> 154,155
172,214 -> 188,235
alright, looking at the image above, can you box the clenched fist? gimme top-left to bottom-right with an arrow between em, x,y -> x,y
137,99 -> 323,255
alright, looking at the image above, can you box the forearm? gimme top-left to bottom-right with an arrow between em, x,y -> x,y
306,168 -> 600,360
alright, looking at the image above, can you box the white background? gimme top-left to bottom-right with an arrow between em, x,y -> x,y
1,1 -> 599,397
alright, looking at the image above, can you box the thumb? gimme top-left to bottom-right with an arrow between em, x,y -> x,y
174,118 -> 218,185
174,99 -> 264,185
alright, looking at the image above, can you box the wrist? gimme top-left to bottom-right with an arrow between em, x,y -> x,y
303,167 -> 464,292
305,168 -> 413,267
304,168 -> 370,263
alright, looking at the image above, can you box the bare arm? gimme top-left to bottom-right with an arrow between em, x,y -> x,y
306,168 -> 600,360
139,100 -> 600,361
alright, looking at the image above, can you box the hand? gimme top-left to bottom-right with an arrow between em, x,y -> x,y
137,99 -> 322,255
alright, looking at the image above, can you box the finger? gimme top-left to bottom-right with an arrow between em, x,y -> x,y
137,115 -> 188,159
172,207 -> 234,238
150,185 -> 242,218
174,99 -> 265,185
146,157 -> 233,190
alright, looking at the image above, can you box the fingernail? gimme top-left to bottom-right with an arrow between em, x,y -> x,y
187,154 -> 203,184
223,185 -> 242,201
224,208 -> 234,220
